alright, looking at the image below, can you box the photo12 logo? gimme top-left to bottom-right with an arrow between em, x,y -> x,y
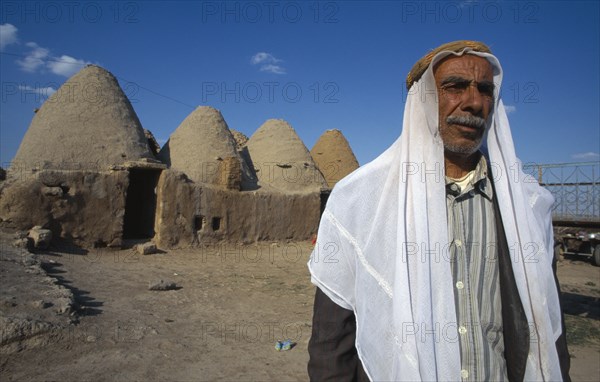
399,1 -> 539,24
1,80 -> 140,105
199,242 -> 310,264
200,81 -> 340,104
1,1 -> 140,24
200,1 -> 340,23
200,320 -> 305,345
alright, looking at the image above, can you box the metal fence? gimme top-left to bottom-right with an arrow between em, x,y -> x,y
523,161 -> 600,226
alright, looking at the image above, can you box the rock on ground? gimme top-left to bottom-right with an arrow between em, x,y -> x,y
148,279 -> 178,291
136,242 -> 157,255
28,226 -> 52,249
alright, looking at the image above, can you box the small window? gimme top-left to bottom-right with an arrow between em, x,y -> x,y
194,215 -> 204,231
212,217 -> 221,231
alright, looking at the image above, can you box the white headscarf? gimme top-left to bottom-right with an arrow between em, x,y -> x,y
308,48 -> 563,381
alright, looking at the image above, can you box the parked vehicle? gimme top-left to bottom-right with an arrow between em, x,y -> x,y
554,230 -> 600,266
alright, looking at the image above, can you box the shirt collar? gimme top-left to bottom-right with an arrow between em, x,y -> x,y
445,154 -> 494,200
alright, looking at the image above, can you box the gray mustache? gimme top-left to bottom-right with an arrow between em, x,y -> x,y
446,115 -> 486,129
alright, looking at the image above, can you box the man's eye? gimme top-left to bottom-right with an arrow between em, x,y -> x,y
478,85 -> 494,97
442,83 -> 466,93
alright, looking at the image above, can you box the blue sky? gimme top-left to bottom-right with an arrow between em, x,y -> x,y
1,0 -> 599,167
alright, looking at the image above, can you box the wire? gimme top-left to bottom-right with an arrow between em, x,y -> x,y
0,50 -> 196,109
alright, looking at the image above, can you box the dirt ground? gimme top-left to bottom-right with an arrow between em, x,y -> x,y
1,230 -> 599,381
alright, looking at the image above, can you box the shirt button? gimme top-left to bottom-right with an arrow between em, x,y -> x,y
458,326 -> 467,334
456,281 -> 464,289
455,239 -> 462,247
461,369 -> 469,379
451,184 -> 459,192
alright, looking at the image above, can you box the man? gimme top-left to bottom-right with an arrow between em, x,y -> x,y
307,41 -> 570,381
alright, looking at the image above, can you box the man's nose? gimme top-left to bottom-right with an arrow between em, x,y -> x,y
461,83 -> 485,115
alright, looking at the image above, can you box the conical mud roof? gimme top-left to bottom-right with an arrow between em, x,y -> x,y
12,65 -> 154,171
245,119 -> 326,194
311,129 -> 359,187
230,129 -> 249,151
158,106 -> 244,187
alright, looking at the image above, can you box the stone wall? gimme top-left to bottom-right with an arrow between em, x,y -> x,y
0,170 -> 128,247
154,169 -> 321,248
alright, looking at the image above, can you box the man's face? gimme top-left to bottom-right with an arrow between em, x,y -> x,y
433,55 -> 494,156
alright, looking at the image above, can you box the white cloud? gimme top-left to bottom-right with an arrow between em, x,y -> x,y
17,42 -> 49,72
47,55 -> 92,77
16,42 -> 91,77
572,152 -> 600,160
259,64 -> 286,74
251,52 -> 281,65
18,84 -> 56,97
0,23 -> 18,49
250,52 -> 286,74
504,105 -> 516,114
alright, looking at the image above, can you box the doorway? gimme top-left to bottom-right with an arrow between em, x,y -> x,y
123,168 -> 161,239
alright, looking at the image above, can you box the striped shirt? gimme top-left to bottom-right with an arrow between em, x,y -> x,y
445,156 -> 507,381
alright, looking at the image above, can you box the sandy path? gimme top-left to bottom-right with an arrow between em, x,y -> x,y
2,242 -> 315,381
